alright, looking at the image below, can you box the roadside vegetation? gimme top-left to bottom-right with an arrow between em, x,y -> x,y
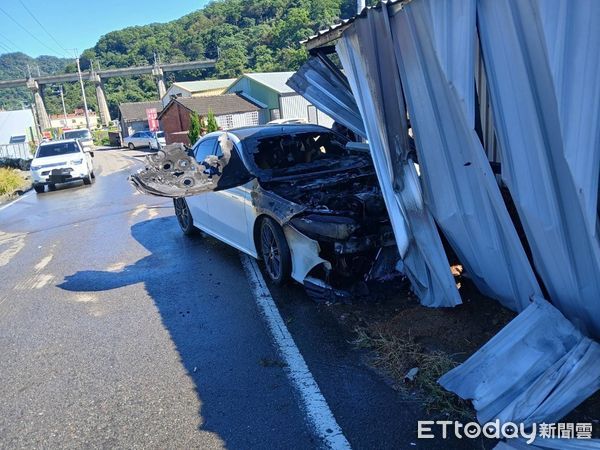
353,326 -> 474,419
0,168 -> 27,196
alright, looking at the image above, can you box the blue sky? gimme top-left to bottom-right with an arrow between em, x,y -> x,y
0,0 -> 210,58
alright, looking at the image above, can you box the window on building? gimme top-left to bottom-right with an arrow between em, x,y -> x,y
270,109 -> 280,121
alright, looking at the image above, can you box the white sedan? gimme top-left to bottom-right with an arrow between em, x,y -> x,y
30,139 -> 95,193
130,125 -> 397,301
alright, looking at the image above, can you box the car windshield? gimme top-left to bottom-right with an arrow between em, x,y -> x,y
252,132 -> 350,175
63,130 -> 91,140
36,142 -> 80,158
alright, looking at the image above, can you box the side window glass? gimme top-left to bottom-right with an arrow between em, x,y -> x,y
132,132 -> 139,138
194,138 -> 217,163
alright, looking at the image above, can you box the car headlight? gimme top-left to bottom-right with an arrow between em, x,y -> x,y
71,158 -> 84,165
30,165 -> 42,171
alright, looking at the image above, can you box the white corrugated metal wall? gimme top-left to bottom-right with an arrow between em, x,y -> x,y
279,94 -> 334,127
215,111 -> 259,129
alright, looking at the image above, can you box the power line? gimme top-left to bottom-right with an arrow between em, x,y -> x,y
17,0 -> 71,55
0,41 -> 13,53
0,31 -> 19,51
0,5 -> 65,57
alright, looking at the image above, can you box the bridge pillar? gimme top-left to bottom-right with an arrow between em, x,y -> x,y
92,74 -> 111,127
26,79 -> 51,131
152,64 -> 166,99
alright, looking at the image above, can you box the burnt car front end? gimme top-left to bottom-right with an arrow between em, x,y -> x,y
245,127 -> 399,300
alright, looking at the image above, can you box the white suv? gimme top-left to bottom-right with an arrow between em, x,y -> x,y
30,139 -> 95,193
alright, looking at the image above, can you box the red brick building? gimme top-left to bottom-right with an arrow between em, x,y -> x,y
158,94 -> 263,145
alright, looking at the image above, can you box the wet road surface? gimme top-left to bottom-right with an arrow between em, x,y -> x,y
0,149 -> 479,449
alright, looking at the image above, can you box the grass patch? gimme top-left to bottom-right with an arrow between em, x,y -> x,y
0,168 -> 27,196
353,327 -> 473,418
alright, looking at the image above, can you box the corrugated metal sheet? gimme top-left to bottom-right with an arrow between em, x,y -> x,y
337,7 -> 461,307
287,55 -> 365,136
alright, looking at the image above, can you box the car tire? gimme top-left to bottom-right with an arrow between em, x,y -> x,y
173,198 -> 197,236
259,217 -> 291,285
48,183 -> 56,191
90,170 -> 96,179
83,175 -> 92,185
33,184 -> 44,193
128,143 -> 135,150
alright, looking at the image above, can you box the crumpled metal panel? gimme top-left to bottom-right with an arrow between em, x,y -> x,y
439,297 -> 600,427
427,0 -> 476,126
336,7 -> 461,307
129,135 -> 232,198
387,0 -> 542,311
538,0 -> 600,237
286,55 -> 366,138
478,0 -> 600,338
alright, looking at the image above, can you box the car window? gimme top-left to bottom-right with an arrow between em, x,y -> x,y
63,130 -> 91,140
156,131 -> 164,138
194,137 -> 217,163
36,142 -> 81,158
131,132 -> 139,138
252,131 -> 348,171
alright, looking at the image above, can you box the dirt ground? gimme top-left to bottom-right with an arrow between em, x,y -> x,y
327,269 -> 600,437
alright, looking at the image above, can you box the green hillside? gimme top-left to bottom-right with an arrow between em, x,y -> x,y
0,0 -> 365,118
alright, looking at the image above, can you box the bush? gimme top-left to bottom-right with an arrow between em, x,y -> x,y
188,111 -> 201,145
0,168 -> 27,196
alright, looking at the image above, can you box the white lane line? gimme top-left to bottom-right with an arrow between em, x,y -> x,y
0,191 -> 32,212
240,254 -> 351,450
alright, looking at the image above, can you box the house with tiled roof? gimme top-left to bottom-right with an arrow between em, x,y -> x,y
158,93 -> 263,145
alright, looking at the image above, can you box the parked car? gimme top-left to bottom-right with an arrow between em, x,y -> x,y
62,129 -> 94,149
131,125 -> 396,300
267,118 -> 307,125
123,131 -> 166,150
30,139 -> 95,193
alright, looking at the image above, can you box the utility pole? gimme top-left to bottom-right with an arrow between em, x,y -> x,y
59,85 -> 68,127
357,0 -> 365,13
75,53 -> 91,130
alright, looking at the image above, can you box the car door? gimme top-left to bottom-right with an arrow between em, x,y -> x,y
203,140 -> 252,252
128,132 -> 141,147
186,137 -> 217,230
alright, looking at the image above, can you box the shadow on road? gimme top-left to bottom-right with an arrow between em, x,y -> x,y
58,217 -> 313,448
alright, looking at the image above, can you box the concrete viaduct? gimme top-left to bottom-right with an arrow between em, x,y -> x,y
0,59 -> 216,129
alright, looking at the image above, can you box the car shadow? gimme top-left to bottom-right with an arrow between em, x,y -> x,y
57,216 -> 313,448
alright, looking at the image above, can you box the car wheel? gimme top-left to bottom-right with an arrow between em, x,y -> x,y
259,217 -> 291,285
128,143 -> 135,150
33,184 -> 44,193
48,183 -> 56,191
173,198 -> 197,236
83,175 -> 92,185
90,170 -> 96,179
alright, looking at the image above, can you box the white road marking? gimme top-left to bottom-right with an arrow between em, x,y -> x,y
0,232 -> 25,267
240,254 -> 351,450
34,254 -> 53,271
0,191 -> 32,212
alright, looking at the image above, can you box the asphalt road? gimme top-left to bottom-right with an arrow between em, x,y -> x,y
0,149 -> 479,449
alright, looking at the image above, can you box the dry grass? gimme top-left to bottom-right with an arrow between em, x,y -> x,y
0,168 -> 26,196
353,327 -> 473,418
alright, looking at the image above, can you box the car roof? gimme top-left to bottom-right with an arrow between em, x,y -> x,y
39,139 -> 79,146
225,124 -> 333,141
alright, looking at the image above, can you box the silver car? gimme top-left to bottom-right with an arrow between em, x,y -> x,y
123,131 -> 166,150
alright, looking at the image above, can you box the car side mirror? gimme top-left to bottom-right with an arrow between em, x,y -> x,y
89,151 -> 95,158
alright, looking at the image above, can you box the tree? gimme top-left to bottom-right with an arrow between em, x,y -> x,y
206,110 -> 219,133
188,111 -> 201,144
